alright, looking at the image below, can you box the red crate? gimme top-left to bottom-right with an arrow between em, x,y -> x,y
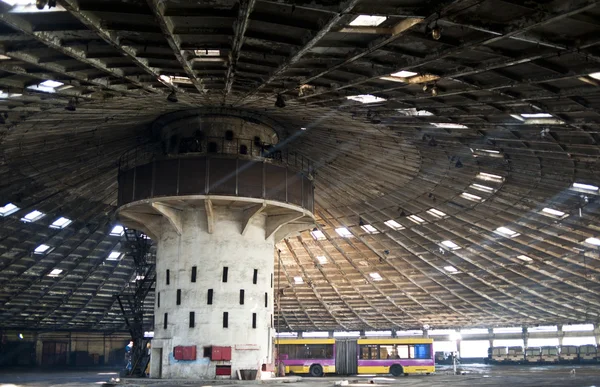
211,346 -> 232,361
173,346 -> 184,360
173,346 -> 196,360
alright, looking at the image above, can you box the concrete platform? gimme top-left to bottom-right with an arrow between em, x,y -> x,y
0,365 -> 599,387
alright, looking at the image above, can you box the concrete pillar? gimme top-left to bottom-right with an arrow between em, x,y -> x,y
488,328 -> 494,348
522,326 -> 528,348
594,323 -> 600,346
327,331 -> 334,338
297,331 -> 303,338
422,329 -> 429,339
557,325 -> 564,346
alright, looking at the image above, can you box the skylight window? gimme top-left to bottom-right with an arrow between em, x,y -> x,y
444,265 -> 458,273
460,192 -> 483,202
396,108 -> 434,116
48,269 -> 63,277
427,208 -> 446,218
517,255 -> 533,262
159,75 -> 192,85
310,229 -> 326,241
346,94 -> 386,104
590,72 -> 600,80
572,182 -> 599,193
391,70 -> 417,78
477,172 -> 504,182
584,237 -> 600,246
294,276 -> 304,284
474,148 -> 500,154
432,123 -> 468,129
441,240 -> 461,250
50,217 -> 72,229
0,54 -> 10,60
349,15 -> 387,27
21,210 -> 44,223
408,215 -> 425,224
360,224 -> 379,234
107,251 -> 122,261
335,227 -> 353,237
384,219 -> 404,230
194,49 -> 220,56
110,225 -> 124,236
521,113 -> 553,118
494,226 -> 520,238
34,244 -> 52,254
369,272 -> 383,281
316,255 -> 327,264
27,80 -> 64,93
470,183 -> 495,193
0,202 -> 19,217
541,207 -> 567,219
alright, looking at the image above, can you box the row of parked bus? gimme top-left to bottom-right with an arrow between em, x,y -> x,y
488,345 -> 598,364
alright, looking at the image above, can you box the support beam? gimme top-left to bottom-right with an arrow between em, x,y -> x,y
151,202 -> 183,235
204,199 -> 214,234
119,211 -> 161,240
241,203 -> 266,236
265,213 -> 303,240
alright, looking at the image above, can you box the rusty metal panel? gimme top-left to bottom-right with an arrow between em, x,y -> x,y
238,160 -> 263,198
178,158 -> 206,195
133,164 -> 153,201
208,157 -> 237,195
153,159 -> 179,197
265,164 -> 286,202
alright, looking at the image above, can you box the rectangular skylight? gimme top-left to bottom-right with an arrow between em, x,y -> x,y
584,237 -> 600,246
40,80 -> 64,88
110,225 -> 124,236
107,251 -> 122,261
521,113 -> 553,118
572,182 -> 599,192
541,207 -> 567,219
0,55 -> 10,60
432,123 -> 468,129
494,226 -> 520,238
316,255 -> 327,264
0,202 -> 19,216
360,224 -> 379,234
34,244 -> 51,254
50,217 -> 72,229
384,219 -> 404,230
441,240 -> 460,250
27,80 -> 64,93
21,210 -> 44,223
194,49 -> 220,56
294,276 -> 303,284
475,148 -> 500,154
444,265 -> 458,273
517,255 -> 533,262
391,70 -> 417,78
408,215 -> 425,224
48,269 -> 63,276
346,94 -> 386,104
310,229 -> 326,241
427,208 -> 446,218
349,15 -> 387,26
590,72 -> 600,80
477,172 -> 504,182
335,227 -> 353,237
460,192 -> 483,202
369,272 -> 383,281
396,108 -> 434,116
470,183 -> 495,193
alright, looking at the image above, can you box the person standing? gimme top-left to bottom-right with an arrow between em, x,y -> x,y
125,340 -> 133,372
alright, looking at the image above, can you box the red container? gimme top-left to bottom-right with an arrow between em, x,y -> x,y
173,345 -> 196,360
211,346 -> 232,361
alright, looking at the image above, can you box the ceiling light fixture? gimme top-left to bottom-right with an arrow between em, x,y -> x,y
0,202 -> 19,216
22,210 -> 44,223
431,25 -> 442,40
390,70 -> 417,78
50,217 -> 72,229
584,237 -> 600,246
441,240 -> 461,250
346,94 -> 386,104
110,225 -> 124,236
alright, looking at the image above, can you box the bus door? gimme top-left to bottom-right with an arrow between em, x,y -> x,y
335,339 -> 358,375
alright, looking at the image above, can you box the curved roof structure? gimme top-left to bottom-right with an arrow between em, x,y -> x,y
1,0 -> 600,332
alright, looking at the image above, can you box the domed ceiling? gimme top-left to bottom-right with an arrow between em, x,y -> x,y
1,0 -> 600,331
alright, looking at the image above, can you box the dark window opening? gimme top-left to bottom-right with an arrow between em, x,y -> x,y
225,130 -> 234,141
203,346 -> 212,357
240,289 -> 245,305
157,292 -> 160,308
223,312 -> 229,328
253,269 -> 258,284
163,313 -> 168,329
240,144 -> 248,155
207,289 -> 213,305
176,289 -> 181,305
166,269 -> 170,285
271,273 -> 273,288
208,141 -> 218,153
191,266 -> 197,283
222,267 -> 228,282
189,312 -> 195,328
265,292 -> 268,308
252,313 -> 257,329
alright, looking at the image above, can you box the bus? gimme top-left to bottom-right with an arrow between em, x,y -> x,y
275,338 -> 434,377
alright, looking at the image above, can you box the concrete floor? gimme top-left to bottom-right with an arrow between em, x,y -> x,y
0,365 -> 599,387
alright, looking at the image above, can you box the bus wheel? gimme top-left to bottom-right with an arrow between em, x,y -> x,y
390,365 -> 403,377
309,364 -> 324,377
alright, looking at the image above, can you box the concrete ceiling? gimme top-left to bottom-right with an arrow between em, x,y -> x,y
1,0 -> 600,332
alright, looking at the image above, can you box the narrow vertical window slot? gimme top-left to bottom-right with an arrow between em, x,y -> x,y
264,292 -> 268,308
239,289 -> 245,305
253,269 -> 258,284
163,313 -> 168,329
189,312 -> 195,328
207,289 -> 213,305
223,312 -> 228,328
191,266 -> 197,283
223,267 -> 228,282
166,269 -> 170,285
252,313 -> 257,329
157,292 -> 160,308
271,273 -> 273,288
176,289 -> 181,305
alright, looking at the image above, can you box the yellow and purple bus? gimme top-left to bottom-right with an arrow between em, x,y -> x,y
276,337 -> 434,377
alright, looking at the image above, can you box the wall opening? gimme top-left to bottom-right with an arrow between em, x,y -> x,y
157,292 -> 160,308
176,289 -> 182,305
223,267 -> 228,282
207,289 -> 213,304
189,312 -> 195,328
223,312 -> 229,328
191,266 -> 197,282
163,313 -> 168,329
265,292 -> 268,308
166,269 -> 170,285
240,289 -> 245,305
252,313 -> 257,329
253,269 -> 258,284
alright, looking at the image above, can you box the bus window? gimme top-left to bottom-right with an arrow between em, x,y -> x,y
379,345 -> 397,359
413,344 -> 431,359
397,345 -> 409,359
360,345 -> 378,359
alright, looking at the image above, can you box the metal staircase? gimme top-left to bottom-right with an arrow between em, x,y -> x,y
117,228 -> 156,377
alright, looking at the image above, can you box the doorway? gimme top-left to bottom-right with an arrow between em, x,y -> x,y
42,341 -> 68,366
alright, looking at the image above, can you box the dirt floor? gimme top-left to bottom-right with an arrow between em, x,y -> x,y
0,364 -> 599,387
